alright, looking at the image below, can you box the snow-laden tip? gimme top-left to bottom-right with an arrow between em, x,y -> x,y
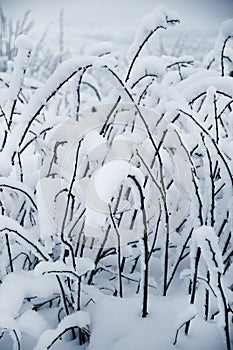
128,5 -> 180,61
15,34 -> 33,51
141,5 -> 179,33
214,18 -> 233,69
218,19 -> 233,38
87,41 -> 113,57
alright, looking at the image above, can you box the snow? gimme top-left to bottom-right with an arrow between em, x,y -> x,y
203,50 -> 215,69
0,310 -> 19,335
36,178 -> 60,252
16,310 -> 49,339
0,177 -> 36,209
15,35 -> 33,51
0,310 -> 21,350
34,311 -> 90,350
168,74 -> 233,107
34,260 -> 74,276
86,41 -> 113,57
7,35 -> 33,103
0,215 -> 50,261
193,226 -> 224,276
191,226 -> 231,345
85,205 -> 108,229
87,294 -> 223,350
76,257 -> 95,276
0,271 -> 58,317
129,56 -> 166,87
173,304 -> 198,344
92,158 -> 147,212
0,55 -> 98,176
214,19 -> 233,70
217,19 -> 233,38
81,130 -> 105,156
0,3 -> 232,350
128,5 -> 180,62
94,160 -> 130,203
35,258 -> 95,277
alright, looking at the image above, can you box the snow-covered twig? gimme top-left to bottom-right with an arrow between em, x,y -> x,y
178,108 -> 233,186
33,311 -> 90,350
128,174 -> 148,318
0,216 -> 49,261
173,304 -> 197,345
109,204 -> 123,298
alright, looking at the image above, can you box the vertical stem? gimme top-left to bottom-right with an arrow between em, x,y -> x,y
60,140 -> 83,269
5,233 -> 13,272
17,152 -> 23,183
76,68 -> 87,120
56,275 -> 76,340
201,135 -> 215,227
217,272 -> 232,350
128,174 -> 148,318
205,270 -> 210,321
135,149 -> 168,296
166,228 -> 193,293
77,276 -> 82,311
221,36 -> 231,77
185,247 -> 201,335
109,205 -> 123,298
213,94 -> 219,144
87,225 -> 111,285
141,205 -> 149,318
147,204 -> 162,261
163,201 -> 169,296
